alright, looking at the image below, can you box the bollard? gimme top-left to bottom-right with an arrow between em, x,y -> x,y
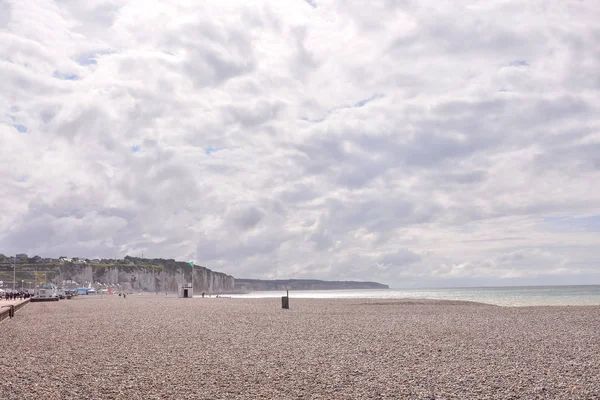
281,289 -> 290,309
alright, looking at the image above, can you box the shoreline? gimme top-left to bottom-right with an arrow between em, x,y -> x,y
98,291 -> 600,308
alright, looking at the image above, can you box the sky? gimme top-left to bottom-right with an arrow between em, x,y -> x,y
1,0 -> 599,288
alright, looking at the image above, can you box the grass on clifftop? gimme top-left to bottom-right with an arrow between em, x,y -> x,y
1,262 -> 166,271
89,263 -> 164,270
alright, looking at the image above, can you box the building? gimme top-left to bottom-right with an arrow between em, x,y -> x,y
76,288 -> 89,295
178,283 -> 193,298
38,285 -> 58,298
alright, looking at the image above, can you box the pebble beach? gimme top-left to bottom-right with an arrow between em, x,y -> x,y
2,296 -> 599,399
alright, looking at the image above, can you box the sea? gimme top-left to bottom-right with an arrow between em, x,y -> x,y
226,285 -> 600,307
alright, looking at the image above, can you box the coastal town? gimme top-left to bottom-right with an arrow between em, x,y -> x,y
0,253 -> 158,295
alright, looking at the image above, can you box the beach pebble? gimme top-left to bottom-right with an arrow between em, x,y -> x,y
1,297 -> 599,399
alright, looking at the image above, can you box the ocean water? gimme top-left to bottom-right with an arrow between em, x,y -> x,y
227,285 -> 600,307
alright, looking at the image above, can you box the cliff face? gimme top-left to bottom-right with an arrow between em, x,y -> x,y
235,279 -> 389,291
0,256 -> 234,293
54,265 -> 235,293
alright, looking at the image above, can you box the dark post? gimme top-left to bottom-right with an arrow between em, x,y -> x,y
281,289 -> 289,309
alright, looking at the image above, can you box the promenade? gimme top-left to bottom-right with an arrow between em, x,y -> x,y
0,298 -> 30,322
2,299 -> 27,306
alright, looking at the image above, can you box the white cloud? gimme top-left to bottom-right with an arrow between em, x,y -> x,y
1,0 -> 599,287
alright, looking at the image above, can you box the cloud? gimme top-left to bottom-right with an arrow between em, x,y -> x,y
226,204 -> 267,231
1,0 -> 599,287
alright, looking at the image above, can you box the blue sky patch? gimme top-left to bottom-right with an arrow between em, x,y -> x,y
54,71 -> 79,80
354,94 -> 383,108
300,93 -> 384,123
509,60 -> 529,67
77,55 -> 98,65
205,146 -> 218,155
543,216 -> 600,232
13,124 -> 27,133
76,50 -> 115,66
131,145 -> 141,153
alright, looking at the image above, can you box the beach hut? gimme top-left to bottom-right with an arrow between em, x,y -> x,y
178,283 -> 193,298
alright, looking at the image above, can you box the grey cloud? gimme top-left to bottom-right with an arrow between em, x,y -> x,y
0,61 -> 64,96
291,26 -> 319,78
278,183 -> 319,204
0,215 -> 57,251
226,205 -> 267,231
171,20 -> 256,88
323,196 -> 439,236
335,158 -> 389,188
378,249 -> 421,267
222,100 -> 285,128
56,1 -> 121,35
0,1 -> 10,29
534,141 -> 600,173
53,103 -> 111,142
296,99 -> 512,171
435,170 -> 487,186
308,228 -> 334,251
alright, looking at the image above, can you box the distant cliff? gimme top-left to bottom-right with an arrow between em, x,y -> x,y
235,279 -> 389,291
0,255 -> 234,293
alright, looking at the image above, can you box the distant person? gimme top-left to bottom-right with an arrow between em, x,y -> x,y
202,292 -> 205,298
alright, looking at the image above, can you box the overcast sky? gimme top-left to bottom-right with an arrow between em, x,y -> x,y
1,0 -> 599,287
